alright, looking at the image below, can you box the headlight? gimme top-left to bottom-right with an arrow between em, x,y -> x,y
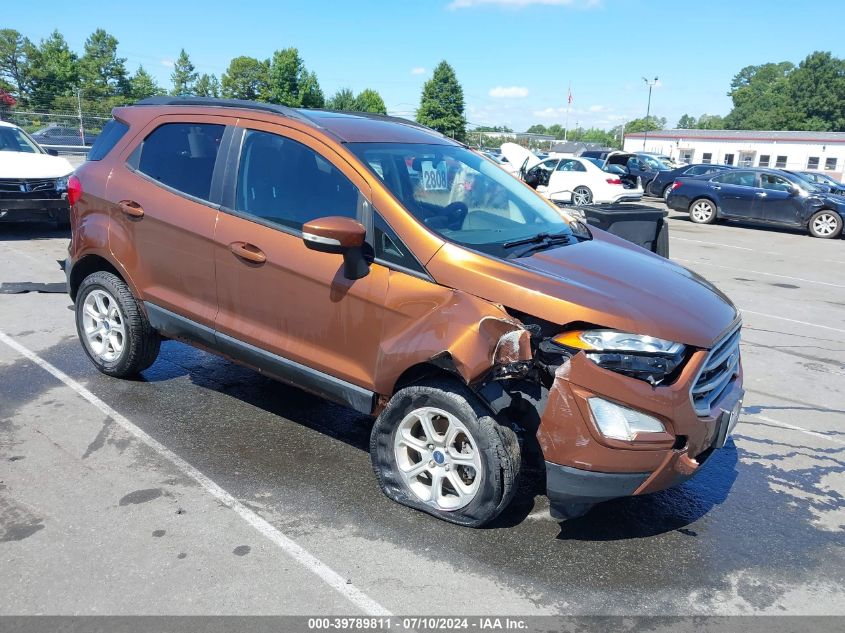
554,329 -> 684,354
588,397 -> 665,441
553,329 -> 686,385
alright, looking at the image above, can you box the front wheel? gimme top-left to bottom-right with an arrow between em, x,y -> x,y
572,186 -> 593,205
689,198 -> 716,224
75,271 -> 161,378
808,210 -> 843,239
370,379 -> 520,527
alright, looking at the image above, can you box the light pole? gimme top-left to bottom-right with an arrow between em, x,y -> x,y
642,76 -> 658,151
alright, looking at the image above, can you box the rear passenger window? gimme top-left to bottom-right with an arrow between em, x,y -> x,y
87,119 -> 129,161
135,122 -> 224,201
235,129 -> 360,232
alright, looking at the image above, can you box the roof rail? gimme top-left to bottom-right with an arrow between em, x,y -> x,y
313,109 -> 443,136
135,96 -> 312,124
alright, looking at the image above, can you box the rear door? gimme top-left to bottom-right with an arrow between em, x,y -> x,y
212,123 -> 389,391
107,116 -> 229,328
709,171 -> 761,219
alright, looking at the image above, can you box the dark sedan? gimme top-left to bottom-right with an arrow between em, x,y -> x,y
30,126 -> 98,147
648,163 -> 735,199
666,168 -> 844,238
802,171 -> 845,191
785,170 -> 845,195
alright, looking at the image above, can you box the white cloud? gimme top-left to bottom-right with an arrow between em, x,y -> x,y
449,0 -> 600,9
410,67 -> 426,75
588,104 -> 610,112
160,59 -> 174,68
532,106 -> 567,119
489,86 -> 529,98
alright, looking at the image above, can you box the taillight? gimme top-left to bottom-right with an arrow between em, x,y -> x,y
606,178 -> 622,185
67,175 -> 82,206
671,181 -> 682,190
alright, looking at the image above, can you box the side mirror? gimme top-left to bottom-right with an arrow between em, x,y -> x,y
46,148 -> 59,156
789,185 -> 801,196
302,216 -> 369,280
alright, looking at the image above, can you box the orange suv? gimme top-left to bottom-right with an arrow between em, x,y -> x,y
66,97 -> 744,526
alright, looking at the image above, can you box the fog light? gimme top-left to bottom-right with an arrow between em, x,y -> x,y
587,397 -> 665,441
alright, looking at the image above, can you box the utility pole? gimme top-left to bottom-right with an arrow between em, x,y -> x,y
563,81 -> 571,142
642,76 -> 658,151
76,88 -> 85,146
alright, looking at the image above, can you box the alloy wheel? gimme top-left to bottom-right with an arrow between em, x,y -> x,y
393,406 -> 483,511
81,288 -> 126,363
572,186 -> 592,205
691,201 -> 714,223
812,212 -> 839,237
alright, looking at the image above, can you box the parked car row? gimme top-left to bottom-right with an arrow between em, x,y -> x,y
666,167 -> 844,239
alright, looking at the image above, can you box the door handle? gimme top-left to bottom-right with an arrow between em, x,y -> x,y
118,200 -> 144,218
712,185 -> 721,191
756,192 -> 767,197
229,241 -> 266,264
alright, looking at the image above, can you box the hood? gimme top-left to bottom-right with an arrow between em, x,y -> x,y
427,230 -> 738,349
500,143 -> 542,173
0,151 -> 74,179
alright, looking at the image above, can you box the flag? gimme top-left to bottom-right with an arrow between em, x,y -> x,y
568,86 -> 573,104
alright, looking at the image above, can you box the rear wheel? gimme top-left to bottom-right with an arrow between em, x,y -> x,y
662,184 -> 673,201
370,379 -> 520,527
689,198 -> 716,224
75,271 -> 160,378
572,186 -> 592,205
808,210 -> 842,239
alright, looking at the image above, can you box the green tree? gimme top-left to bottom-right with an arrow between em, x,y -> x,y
28,31 -> 78,109
170,48 -> 197,96
194,73 -> 220,98
78,29 -> 129,100
624,115 -> 666,133
525,124 -> 547,134
262,48 -> 324,107
326,87 -> 356,110
696,113 -> 725,129
476,125 -> 512,133
353,88 -> 386,114
221,56 -> 268,100
416,60 -> 466,141
723,62 -> 796,129
0,29 -> 34,101
786,51 -> 845,131
129,65 -> 162,101
677,114 -> 697,128
546,123 -> 565,138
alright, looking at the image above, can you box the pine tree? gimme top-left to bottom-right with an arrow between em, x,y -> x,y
416,61 -> 466,141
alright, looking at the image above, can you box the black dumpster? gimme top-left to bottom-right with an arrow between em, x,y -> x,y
577,203 -> 669,258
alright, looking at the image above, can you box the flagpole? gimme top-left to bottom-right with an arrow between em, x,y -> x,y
564,81 -> 571,142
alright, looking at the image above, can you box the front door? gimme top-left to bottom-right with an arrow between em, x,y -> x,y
756,172 -> 804,225
213,125 -> 388,390
107,117 -> 228,328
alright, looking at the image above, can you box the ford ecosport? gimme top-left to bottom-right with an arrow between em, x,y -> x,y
66,97 -> 744,526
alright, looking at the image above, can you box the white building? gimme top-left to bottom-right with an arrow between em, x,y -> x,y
623,129 -> 845,178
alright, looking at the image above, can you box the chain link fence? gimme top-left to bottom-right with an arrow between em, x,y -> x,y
2,109 -> 111,153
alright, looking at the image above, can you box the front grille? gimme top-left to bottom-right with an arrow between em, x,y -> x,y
691,322 -> 741,416
0,178 -> 59,194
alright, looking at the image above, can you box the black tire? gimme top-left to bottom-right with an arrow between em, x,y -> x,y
370,379 -> 520,527
689,198 -> 717,224
662,184 -> 673,201
808,209 -> 843,239
75,271 -> 160,378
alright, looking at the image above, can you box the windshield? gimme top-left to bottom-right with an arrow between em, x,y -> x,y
0,126 -> 42,154
641,155 -> 671,170
347,142 -> 578,256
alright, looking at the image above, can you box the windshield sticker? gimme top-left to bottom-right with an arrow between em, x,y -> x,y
421,161 -> 448,191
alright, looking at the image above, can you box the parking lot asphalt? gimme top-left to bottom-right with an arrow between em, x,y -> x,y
1,199 -> 843,616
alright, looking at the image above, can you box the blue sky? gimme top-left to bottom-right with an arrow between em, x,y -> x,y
8,0 -> 840,131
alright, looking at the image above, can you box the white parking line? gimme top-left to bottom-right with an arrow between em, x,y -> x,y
740,309 -> 845,336
675,257 -> 845,289
742,412 -> 845,446
670,236 -> 845,266
0,330 -> 392,617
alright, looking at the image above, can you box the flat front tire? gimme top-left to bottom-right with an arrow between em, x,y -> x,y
689,198 -> 716,224
370,379 -> 520,527
808,210 -> 843,239
75,271 -> 160,378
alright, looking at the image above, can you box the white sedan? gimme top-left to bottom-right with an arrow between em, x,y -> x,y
528,156 -> 643,205
498,143 -> 643,205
